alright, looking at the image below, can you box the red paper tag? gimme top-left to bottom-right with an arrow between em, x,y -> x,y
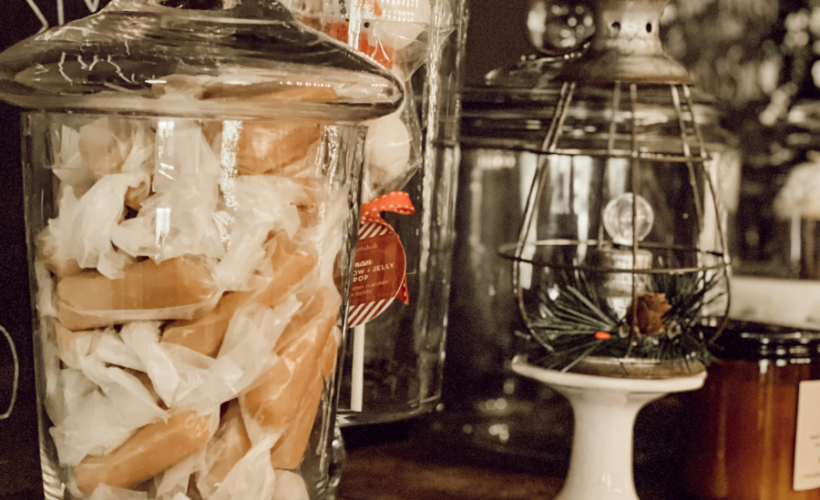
348,192 -> 414,327
348,222 -> 406,327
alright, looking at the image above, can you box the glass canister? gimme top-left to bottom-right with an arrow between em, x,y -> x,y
684,321 -> 820,500
0,1 -> 403,499
280,0 -> 469,424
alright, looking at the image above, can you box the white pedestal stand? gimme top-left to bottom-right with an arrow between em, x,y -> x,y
512,355 -> 706,500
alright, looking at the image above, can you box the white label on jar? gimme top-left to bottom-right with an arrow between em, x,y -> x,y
794,380 -> 820,491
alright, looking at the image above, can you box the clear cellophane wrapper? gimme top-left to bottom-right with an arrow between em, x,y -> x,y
33,107 -> 349,500
282,0 -> 428,200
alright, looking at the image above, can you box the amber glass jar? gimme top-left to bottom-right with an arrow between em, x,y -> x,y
684,321 -> 820,500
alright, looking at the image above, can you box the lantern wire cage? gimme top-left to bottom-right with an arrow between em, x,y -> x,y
498,75 -> 732,372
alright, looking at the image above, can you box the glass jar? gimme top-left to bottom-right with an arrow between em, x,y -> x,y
684,321 -> 820,500
0,2 -> 402,499
322,0 -> 469,424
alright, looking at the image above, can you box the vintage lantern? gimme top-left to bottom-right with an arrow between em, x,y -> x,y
499,1 -> 732,499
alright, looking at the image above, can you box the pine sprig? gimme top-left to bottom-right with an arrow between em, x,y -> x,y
525,265 -> 723,371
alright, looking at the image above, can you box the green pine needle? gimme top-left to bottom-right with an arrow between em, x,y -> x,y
525,265 -> 724,371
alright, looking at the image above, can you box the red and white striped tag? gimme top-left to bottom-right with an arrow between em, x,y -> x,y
347,192 -> 414,328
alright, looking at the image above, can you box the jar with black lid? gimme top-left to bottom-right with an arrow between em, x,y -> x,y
684,320 -> 820,500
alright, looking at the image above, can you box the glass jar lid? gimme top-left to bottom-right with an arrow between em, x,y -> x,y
0,0 -> 403,121
461,58 -> 722,154
710,320 -> 820,361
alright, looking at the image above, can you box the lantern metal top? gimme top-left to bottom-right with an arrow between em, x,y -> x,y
557,0 -> 693,85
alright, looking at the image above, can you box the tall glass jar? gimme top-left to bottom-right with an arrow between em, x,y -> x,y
285,0 -> 469,424
0,2 -> 403,499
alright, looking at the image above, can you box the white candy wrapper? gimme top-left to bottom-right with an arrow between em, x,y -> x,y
214,223 -> 277,292
206,434 -> 279,500
112,121 -> 224,262
45,367 -> 91,428
79,117 -> 135,179
35,261 -> 58,319
54,324 -> 98,371
57,290 -> 223,332
53,125 -> 97,200
154,443 -> 207,500
94,328 -> 146,371
89,485 -> 150,500
272,470 -> 310,500
55,325 -> 143,372
51,357 -> 168,466
40,172 -> 148,279
121,298 -> 300,412
213,174 -> 308,291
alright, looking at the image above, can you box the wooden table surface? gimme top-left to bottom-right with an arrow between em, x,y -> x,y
337,439 -> 564,500
0,404 -> 694,500
336,410 -> 694,500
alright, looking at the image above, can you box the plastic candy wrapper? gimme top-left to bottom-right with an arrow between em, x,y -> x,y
283,0 -> 431,79
361,92 -> 424,201
31,108 -> 351,499
280,0 -> 429,198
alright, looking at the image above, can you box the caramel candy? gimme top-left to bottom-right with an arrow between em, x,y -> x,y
235,121 -> 324,176
54,322 -> 95,369
269,373 -> 324,470
242,287 -> 338,435
255,236 -> 318,309
203,85 -> 338,103
57,258 -> 218,331
131,371 -> 163,406
198,400 -> 251,496
78,119 -> 128,179
37,229 -> 82,277
318,324 -> 339,380
124,181 -> 151,211
275,287 -> 340,356
162,292 -> 252,358
161,234 -> 322,357
74,411 -> 215,495
266,292 -> 339,470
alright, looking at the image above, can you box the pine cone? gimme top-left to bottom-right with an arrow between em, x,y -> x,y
627,293 -> 671,336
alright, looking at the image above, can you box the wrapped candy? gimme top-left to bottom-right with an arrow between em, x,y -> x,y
74,411 -> 219,495
281,0 -> 429,198
28,112 -> 358,498
284,0 -> 431,76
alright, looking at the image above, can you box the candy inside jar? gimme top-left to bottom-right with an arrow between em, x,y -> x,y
28,109 -> 343,497
30,110 -> 359,500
